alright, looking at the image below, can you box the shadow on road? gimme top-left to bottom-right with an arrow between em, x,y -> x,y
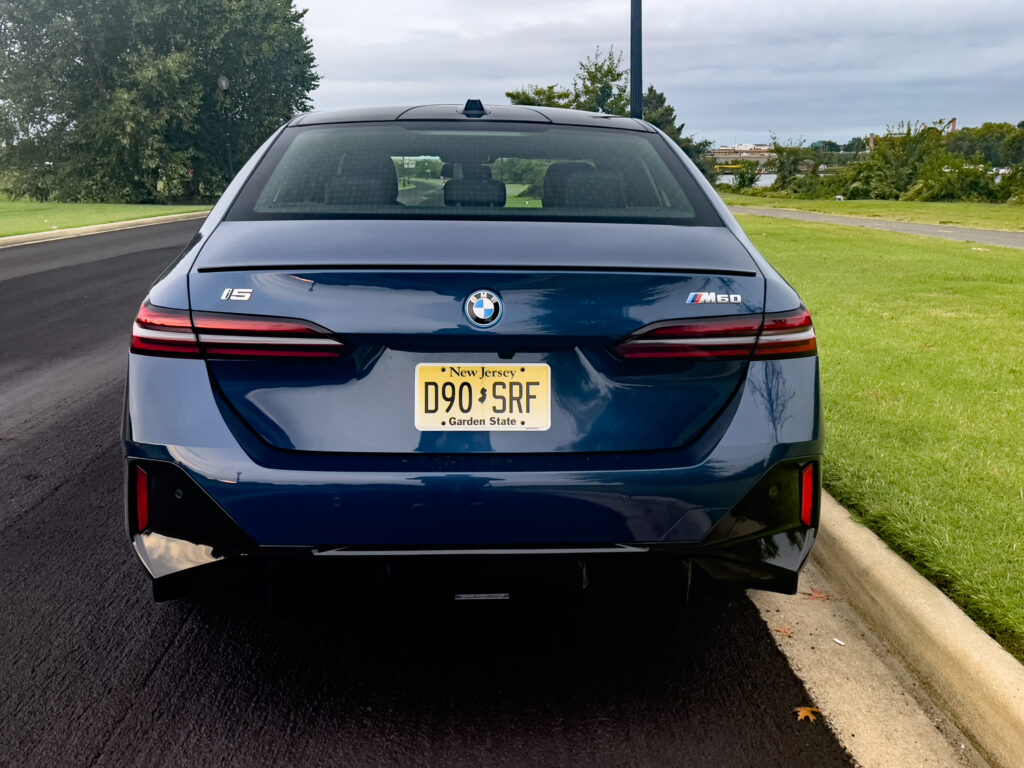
131,586 -> 854,768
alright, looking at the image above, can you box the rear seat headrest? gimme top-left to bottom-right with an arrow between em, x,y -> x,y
560,170 -> 625,209
542,162 -> 592,208
443,178 -> 506,207
462,165 -> 492,180
325,153 -> 398,205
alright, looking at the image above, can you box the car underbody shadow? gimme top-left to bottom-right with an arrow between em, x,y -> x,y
164,573 -> 852,768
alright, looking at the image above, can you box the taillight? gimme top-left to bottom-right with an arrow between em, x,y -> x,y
192,311 -> 345,358
131,302 -> 201,357
611,307 -> 816,361
755,307 -> 817,359
611,316 -> 761,359
131,300 -> 346,359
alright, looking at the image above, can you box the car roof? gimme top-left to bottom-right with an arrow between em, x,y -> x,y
289,103 -> 656,132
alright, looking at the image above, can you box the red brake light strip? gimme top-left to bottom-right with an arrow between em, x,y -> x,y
131,303 -> 201,357
612,307 -> 816,360
131,301 -> 346,359
754,308 -> 817,359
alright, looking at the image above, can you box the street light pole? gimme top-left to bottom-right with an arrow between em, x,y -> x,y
217,75 -> 234,178
630,0 -> 642,119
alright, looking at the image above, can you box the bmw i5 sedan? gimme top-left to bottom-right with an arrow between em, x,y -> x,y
123,101 -> 823,601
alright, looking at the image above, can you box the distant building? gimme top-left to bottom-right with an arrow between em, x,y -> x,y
710,144 -> 775,165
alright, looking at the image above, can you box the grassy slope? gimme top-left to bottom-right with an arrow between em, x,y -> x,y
722,193 -> 1024,232
736,214 -> 1024,659
0,198 -> 210,238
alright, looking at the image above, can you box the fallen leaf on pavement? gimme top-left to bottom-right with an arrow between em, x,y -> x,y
802,588 -> 831,601
771,626 -> 794,638
793,706 -> 821,722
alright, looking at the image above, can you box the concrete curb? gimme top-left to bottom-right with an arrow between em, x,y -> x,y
0,211 -> 209,250
813,491 -> 1024,768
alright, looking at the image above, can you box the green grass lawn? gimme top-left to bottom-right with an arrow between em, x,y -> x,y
736,214 -> 1024,660
723,193 -> 1024,232
0,197 -> 210,238
504,196 -> 542,209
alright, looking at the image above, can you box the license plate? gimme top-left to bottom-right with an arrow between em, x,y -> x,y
415,363 -> 551,431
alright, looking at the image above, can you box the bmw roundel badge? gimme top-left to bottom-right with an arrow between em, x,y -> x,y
465,290 -> 502,327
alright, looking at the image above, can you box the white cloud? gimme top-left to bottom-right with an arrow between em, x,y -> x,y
298,0 -> 1024,142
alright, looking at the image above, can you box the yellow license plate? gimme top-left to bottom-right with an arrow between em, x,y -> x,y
415,363 -> 551,431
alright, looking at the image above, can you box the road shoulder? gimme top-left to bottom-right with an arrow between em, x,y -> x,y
0,211 -> 209,251
752,560 -> 984,768
0,217 -> 207,284
753,492 -> 1024,768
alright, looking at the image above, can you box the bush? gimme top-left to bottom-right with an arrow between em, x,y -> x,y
1001,164 -> 1024,205
831,162 -> 902,199
731,160 -> 760,190
903,151 -> 1002,202
768,137 -> 809,190
786,172 -> 832,199
830,121 -> 947,200
723,119 -> 1024,205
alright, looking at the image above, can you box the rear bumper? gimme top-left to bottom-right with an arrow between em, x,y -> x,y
124,355 -> 823,597
134,535 -> 814,602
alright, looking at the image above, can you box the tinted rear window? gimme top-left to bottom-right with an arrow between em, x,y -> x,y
227,122 -> 721,226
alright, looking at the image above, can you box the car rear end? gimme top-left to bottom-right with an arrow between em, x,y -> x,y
123,105 -> 823,602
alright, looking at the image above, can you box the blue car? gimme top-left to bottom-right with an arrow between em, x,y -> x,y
124,101 -> 822,601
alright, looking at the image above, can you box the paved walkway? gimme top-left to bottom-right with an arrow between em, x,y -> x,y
730,206 -> 1024,250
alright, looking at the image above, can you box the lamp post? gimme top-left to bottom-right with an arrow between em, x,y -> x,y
217,75 -> 234,178
630,0 -> 642,119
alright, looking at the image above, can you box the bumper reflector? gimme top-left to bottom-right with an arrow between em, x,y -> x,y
136,465 -> 150,532
800,462 -> 816,526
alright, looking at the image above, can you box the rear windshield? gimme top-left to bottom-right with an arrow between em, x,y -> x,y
227,121 -> 722,226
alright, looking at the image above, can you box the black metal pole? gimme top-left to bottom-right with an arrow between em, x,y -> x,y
226,114 -> 234,178
217,76 -> 235,179
630,0 -> 642,118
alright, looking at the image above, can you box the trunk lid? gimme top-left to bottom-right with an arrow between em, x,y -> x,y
189,220 -> 763,454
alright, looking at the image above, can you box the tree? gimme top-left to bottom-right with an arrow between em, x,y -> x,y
945,122 -> 1024,167
641,85 -> 682,141
505,47 -> 628,114
769,135 -> 810,190
506,48 -> 717,179
413,158 -> 442,178
810,140 -> 841,153
843,137 -> 867,153
641,85 -> 717,179
732,160 -> 760,190
503,84 -> 572,109
570,48 -> 630,115
842,137 -> 867,154
490,158 -> 549,194
0,0 -> 318,202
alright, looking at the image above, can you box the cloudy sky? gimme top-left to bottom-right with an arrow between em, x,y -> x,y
299,0 -> 1023,146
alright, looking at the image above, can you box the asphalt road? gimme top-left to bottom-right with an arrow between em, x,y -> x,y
0,220 -> 853,768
